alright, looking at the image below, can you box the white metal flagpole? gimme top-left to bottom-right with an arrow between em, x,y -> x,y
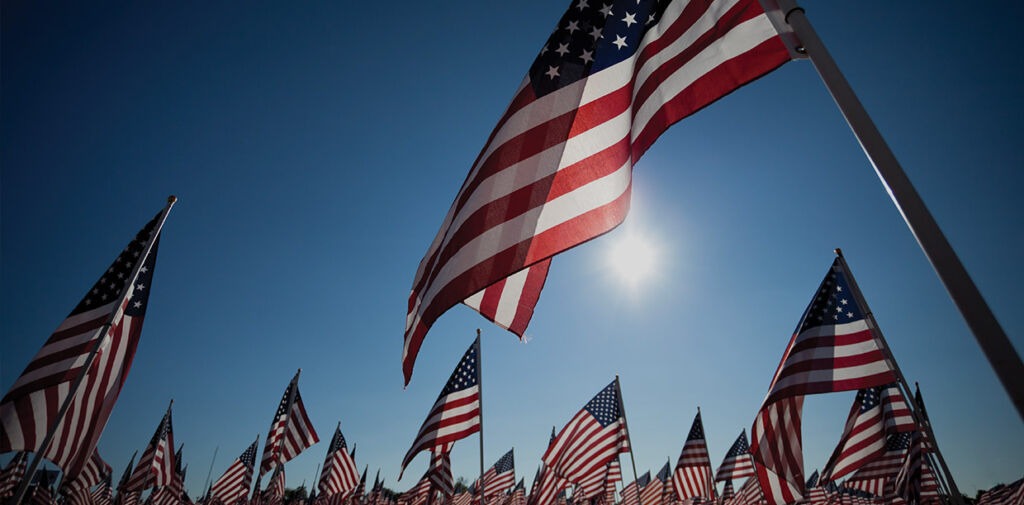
764,0 -> 1024,421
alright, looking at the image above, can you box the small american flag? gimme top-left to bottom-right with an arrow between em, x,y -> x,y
127,403 -> 176,493
719,480 -> 734,503
263,466 -> 286,505
210,437 -> 259,505
820,385 -> 913,482
751,258 -> 898,505
60,449 -> 112,505
977,477 -> 1024,505
400,337 -> 480,478
542,380 -> 630,487
483,450 -> 516,498
621,472 -> 649,505
730,476 -> 763,505
842,432 -> 912,496
672,411 -> 714,502
0,452 -> 29,501
893,430 -> 923,505
714,432 -> 754,482
260,370 -> 320,476
1,203 -> 171,481
640,464 -> 669,505
92,473 -> 114,505
428,449 -> 453,499
113,452 -> 137,505
319,424 -> 360,498
402,0 -> 796,385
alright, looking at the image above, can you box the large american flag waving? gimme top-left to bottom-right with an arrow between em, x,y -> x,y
403,0 -> 796,384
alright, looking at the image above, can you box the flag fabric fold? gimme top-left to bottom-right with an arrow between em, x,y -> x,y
402,0 -> 795,385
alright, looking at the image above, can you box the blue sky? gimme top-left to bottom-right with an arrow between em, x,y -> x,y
2,0 -> 1021,499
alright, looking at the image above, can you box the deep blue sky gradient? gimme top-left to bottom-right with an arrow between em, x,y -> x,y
2,0 -> 1022,498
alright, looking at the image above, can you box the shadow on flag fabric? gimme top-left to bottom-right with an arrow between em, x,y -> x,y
259,371 -> 320,476
402,0 -> 799,385
542,380 -> 630,488
399,338 -> 480,479
750,258 -> 897,504
0,204 -> 171,480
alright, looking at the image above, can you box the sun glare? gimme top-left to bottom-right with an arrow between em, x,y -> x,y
607,230 -> 659,287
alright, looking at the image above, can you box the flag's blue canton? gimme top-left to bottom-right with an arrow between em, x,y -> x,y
75,215 -> 160,317
797,261 -> 865,333
686,413 -> 705,441
583,381 -> 621,427
637,472 -> 651,489
439,343 -> 478,396
494,450 -> 515,473
655,462 -> 670,483
886,432 -> 912,451
725,432 -> 750,457
241,441 -> 258,469
528,0 -> 670,97
330,427 -> 348,454
805,470 -> 819,488
856,387 -> 881,413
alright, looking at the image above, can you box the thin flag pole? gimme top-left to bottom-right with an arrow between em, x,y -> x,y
475,330 -> 485,505
773,0 -> 1024,420
310,463 -> 320,497
9,196 -> 177,505
834,250 -> 963,505
614,376 -> 643,505
203,446 -> 219,498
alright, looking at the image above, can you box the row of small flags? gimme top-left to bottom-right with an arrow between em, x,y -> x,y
0,196 -> 991,505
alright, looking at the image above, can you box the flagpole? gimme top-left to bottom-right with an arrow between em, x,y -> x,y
833,250 -> 963,505
475,330 -> 485,505
202,446 -> 219,498
310,463 -> 320,498
613,376 -> 643,505
769,0 -> 1024,420
9,196 -> 177,505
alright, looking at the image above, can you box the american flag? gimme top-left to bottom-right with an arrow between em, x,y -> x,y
640,463 -> 669,505
400,337 -> 480,478
319,423 -> 361,498
352,466 -> 370,504
542,380 -> 630,486
0,452 -> 28,501
30,467 -> 57,505
127,403 -> 177,492
730,476 -> 763,505
0,204 -> 171,480
114,452 -> 137,505
263,466 -> 286,505
977,477 -> 1024,505
842,432 -> 912,496
575,459 -> 620,501
151,445 -> 186,505
672,411 -> 714,502
462,259 -> 551,340
719,481 -> 734,504
92,473 -> 115,505
402,0 -> 795,384
429,449 -> 454,499
508,480 -> 526,505
820,385 -> 914,483
61,449 -> 112,505
621,472 -> 650,505
714,432 -> 754,482
482,450 -> 516,498
210,437 -> 259,505
260,370 -> 320,476
529,470 -> 567,505
751,258 -> 898,505
892,430 -> 923,505
802,471 -> 827,505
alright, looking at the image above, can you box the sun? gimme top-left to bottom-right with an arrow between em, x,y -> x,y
606,229 -> 659,287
